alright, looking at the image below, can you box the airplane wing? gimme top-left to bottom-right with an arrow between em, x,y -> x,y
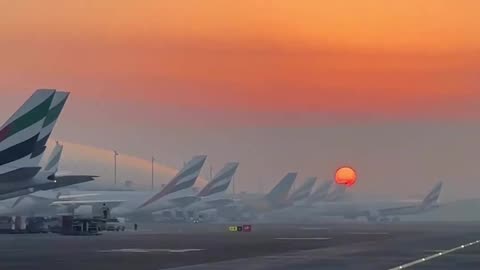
37,175 -> 98,191
224,198 -> 244,207
205,198 -> 234,208
50,200 -> 125,208
57,194 -> 100,200
169,196 -> 200,208
11,194 -> 52,208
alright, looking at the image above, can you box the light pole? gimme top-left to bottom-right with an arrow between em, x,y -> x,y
151,156 -> 155,190
113,150 -> 119,185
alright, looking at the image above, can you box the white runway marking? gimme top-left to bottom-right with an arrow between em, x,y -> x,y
98,248 -> 204,253
105,229 -> 153,233
99,249 -> 149,253
275,237 -> 331,240
298,227 -> 329,231
423,249 -> 446,253
388,240 -> 480,270
346,232 -> 390,235
165,249 -> 205,253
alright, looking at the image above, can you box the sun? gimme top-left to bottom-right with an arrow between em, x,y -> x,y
335,166 -> 357,187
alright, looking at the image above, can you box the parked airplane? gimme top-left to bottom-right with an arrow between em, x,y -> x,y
217,172 -> 297,220
360,181 -> 443,222
306,181 -> 443,222
0,142 -> 97,214
49,155 -> 208,219
159,162 -> 240,221
0,142 -> 96,202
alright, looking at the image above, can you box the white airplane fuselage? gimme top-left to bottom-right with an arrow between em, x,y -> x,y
183,193 -> 233,213
0,187 -> 199,218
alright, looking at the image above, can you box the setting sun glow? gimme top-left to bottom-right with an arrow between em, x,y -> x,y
335,167 -> 357,187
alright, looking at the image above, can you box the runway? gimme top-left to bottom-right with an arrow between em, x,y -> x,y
0,222 -> 479,270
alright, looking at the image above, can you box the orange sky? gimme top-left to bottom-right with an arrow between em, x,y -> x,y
4,1 -> 480,197
1,1 -> 479,121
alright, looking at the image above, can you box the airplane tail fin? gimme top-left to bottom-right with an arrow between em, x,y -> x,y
0,90 -> 55,174
325,184 -> 347,201
44,141 -> 63,174
30,91 -> 70,164
265,172 -> 297,204
421,181 -> 443,208
139,155 -> 207,208
289,177 -> 317,203
197,162 -> 239,197
308,180 -> 333,203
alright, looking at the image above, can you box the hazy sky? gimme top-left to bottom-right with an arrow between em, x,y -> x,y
1,1 -> 480,200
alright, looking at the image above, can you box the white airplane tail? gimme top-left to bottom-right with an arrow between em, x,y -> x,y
197,162 -> 239,197
421,181 -> 443,208
325,184 -> 347,202
29,91 -> 69,165
139,155 -> 207,208
265,172 -> 297,205
0,90 -> 56,176
307,180 -> 333,203
288,177 -> 317,203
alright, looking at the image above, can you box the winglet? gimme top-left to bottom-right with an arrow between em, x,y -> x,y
44,142 -> 63,173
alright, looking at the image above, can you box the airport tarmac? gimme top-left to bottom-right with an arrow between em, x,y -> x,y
0,222 -> 479,270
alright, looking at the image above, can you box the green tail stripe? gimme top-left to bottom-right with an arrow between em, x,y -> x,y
43,96 -> 68,127
7,93 -> 54,140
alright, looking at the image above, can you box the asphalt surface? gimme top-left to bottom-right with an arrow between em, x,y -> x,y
0,222 -> 479,270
